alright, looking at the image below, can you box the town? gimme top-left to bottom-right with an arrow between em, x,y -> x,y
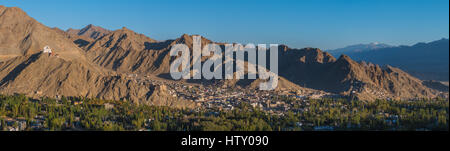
1,72 -> 448,131
125,73 -> 340,114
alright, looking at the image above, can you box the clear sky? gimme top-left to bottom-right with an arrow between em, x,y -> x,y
1,0 -> 449,50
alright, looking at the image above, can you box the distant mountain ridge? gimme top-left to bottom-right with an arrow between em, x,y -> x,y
331,39 -> 449,81
327,42 -> 392,57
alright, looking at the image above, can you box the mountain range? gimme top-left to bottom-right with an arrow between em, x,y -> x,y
0,5 -> 446,106
328,39 -> 449,81
327,42 -> 392,56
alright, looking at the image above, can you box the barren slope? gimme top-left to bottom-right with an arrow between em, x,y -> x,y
0,6 -> 195,108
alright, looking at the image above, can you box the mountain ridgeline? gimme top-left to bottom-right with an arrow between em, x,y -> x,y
327,43 -> 393,57
328,39 -> 450,81
66,26 -> 441,100
0,5 -> 445,106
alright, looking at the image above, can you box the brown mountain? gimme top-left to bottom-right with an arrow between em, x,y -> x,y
0,6 -> 85,61
66,24 -> 111,41
65,24 -> 111,49
278,46 -> 439,100
79,27 -> 440,100
82,27 -> 167,73
0,6 -> 195,108
82,31 -> 219,74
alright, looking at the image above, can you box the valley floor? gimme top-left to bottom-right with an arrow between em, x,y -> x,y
0,94 -> 448,131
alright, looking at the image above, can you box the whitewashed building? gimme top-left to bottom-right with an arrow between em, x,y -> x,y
42,46 -> 52,53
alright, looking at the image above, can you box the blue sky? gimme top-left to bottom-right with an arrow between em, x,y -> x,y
1,0 -> 449,49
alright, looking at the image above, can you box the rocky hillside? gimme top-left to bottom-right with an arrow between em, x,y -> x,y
82,30 -> 219,74
66,24 -> 111,41
0,6 -> 195,109
0,6 -> 85,61
278,46 -> 439,100
65,24 -> 112,48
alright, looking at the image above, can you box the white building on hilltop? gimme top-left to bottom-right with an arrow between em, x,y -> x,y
42,46 -> 52,53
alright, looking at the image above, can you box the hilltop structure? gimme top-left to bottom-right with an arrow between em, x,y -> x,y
42,46 -> 52,53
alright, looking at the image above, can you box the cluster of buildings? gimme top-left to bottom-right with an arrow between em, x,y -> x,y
126,74 -> 341,116
0,116 -> 44,131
